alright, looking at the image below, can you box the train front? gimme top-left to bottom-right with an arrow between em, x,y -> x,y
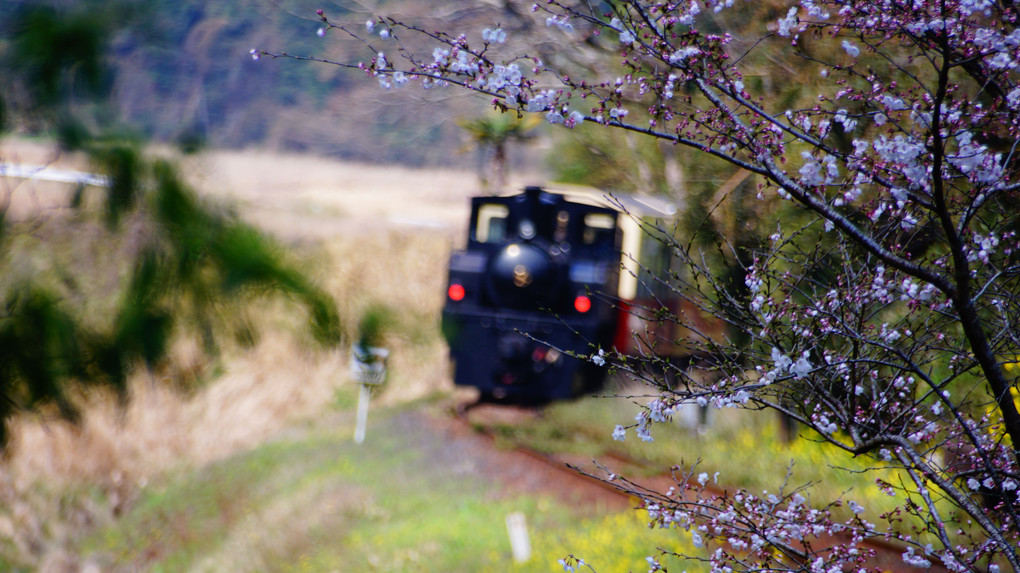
441,187 -> 621,401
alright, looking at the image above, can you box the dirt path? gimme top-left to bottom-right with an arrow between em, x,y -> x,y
426,404 -> 635,513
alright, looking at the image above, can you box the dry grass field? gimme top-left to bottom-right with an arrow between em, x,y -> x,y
0,137 -> 548,569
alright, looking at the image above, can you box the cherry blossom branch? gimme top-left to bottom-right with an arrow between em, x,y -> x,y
264,2 -> 1020,569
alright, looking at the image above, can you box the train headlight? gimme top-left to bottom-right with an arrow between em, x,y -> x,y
519,220 -> 536,239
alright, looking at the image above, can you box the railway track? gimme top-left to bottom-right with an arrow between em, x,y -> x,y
451,399 -> 946,573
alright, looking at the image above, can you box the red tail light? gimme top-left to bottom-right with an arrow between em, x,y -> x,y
574,295 -> 592,313
448,284 -> 466,301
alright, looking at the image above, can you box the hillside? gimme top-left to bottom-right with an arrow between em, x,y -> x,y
0,0 -> 519,167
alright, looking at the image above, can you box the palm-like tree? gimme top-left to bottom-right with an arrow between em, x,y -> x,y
458,112 -> 540,193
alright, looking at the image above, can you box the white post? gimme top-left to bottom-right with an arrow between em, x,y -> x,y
350,345 -> 387,445
505,512 -> 531,563
354,383 -> 371,444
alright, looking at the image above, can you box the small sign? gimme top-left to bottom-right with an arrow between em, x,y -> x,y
351,345 -> 389,385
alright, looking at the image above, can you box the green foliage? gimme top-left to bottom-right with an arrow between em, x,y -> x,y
458,113 -> 540,146
0,4 -> 342,450
146,159 -> 342,346
70,403 -> 674,572
0,289 -> 86,439
528,510 -> 708,573
0,144 -> 343,448
357,305 -> 396,350
487,390 -> 906,523
459,112 -> 541,191
551,124 -> 675,194
91,139 -> 144,227
115,253 -> 173,369
5,5 -> 111,109
542,1 -> 842,327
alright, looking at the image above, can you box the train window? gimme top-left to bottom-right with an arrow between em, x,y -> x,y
476,204 -> 509,243
582,213 -> 616,246
637,231 -> 672,299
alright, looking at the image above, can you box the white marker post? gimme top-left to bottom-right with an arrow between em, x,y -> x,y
505,512 -> 532,563
350,345 -> 388,444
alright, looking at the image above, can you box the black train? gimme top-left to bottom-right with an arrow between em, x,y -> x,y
441,186 -> 680,401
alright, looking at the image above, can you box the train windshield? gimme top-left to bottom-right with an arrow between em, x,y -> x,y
475,204 -> 509,243
582,213 -> 616,247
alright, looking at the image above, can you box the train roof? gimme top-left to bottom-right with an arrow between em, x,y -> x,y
491,185 -> 678,219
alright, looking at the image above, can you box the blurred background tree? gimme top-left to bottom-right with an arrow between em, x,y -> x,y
458,112 -> 540,193
0,0 -> 509,167
0,2 -> 341,450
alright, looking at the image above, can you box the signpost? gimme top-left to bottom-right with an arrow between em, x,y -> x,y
350,345 -> 388,444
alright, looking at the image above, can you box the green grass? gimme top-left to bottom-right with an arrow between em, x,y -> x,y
486,383 -> 907,524
84,439 -> 334,570
29,374 -> 921,572
72,400 -> 713,572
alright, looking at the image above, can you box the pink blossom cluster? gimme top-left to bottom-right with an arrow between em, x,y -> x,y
640,466 -> 882,572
